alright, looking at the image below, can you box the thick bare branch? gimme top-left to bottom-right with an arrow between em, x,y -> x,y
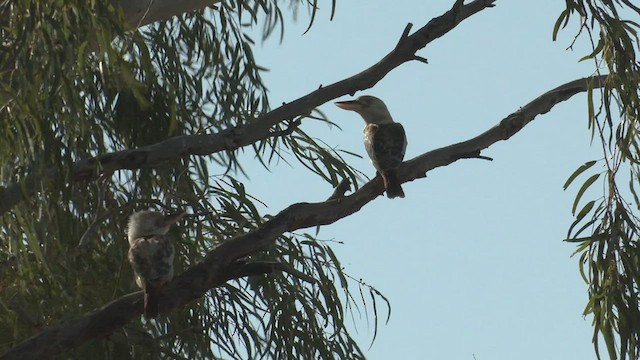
0,0 -> 496,216
401,75 -> 608,180
1,75 -> 606,360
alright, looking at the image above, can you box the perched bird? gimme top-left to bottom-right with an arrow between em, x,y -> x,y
127,210 -> 184,319
335,95 -> 407,198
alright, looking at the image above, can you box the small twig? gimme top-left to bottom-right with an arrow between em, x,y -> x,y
225,261 -> 317,284
395,23 -> 414,48
326,179 -> 351,201
76,177 -> 110,249
458,151 -> 493,161
134,0 -> 155,30
566,15 -> 588,51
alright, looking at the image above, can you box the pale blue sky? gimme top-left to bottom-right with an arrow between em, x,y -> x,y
242,2 -> 601,359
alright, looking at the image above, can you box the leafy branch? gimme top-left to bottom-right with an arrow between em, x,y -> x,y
0,0 -> 497,216
1,74 -> 606,360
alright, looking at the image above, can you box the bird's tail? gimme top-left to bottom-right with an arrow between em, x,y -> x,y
144,287 -> 159,319
382,170 -> 405,199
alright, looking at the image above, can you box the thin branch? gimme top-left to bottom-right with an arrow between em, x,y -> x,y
411,55 -> 429,64
458,150 -> 493,161
223,261 -> 318,284
1,74 -> 606,360
0,0 -> 497,216
75,178 -> 109,249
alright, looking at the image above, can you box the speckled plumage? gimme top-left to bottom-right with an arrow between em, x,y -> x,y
335,95 -> 407,198
364,122 -> 407,198
127,210 -> 183,318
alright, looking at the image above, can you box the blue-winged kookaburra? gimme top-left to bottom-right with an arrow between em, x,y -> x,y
127,210 -> 184,319
335,95 -> 407,198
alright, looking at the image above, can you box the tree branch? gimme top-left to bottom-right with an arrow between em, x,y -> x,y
1,74 -> 607,360
401,75 -> 608,181
327,179 -> 351,200
0,0 -> 496,216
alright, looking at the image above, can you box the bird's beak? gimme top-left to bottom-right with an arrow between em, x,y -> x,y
335,99 -> 363,111
164,211 -> 185,226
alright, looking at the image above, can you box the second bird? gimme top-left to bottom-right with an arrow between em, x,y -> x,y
335,95 -> 407,198
127,210 -> 184,319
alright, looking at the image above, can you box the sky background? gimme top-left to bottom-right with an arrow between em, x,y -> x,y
239,1 -> 603,359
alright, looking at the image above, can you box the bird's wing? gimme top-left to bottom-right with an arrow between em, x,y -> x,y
364,123 -> 407,171
128,235 -> 175,289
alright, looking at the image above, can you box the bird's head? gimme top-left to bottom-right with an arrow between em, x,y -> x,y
127,210 -> 185,243
335,95 -> 393,125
